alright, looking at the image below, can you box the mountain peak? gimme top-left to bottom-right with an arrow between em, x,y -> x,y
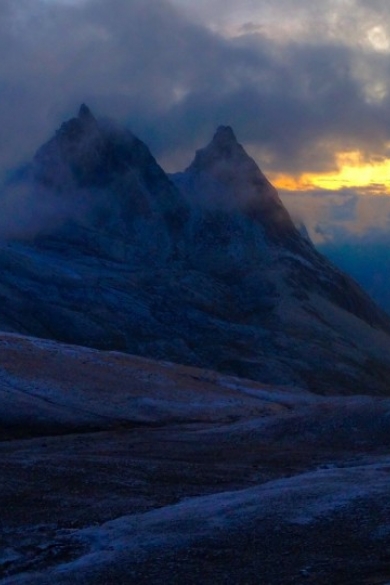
78,103 -> 96,123
187,125 -> 247,174
180,126 -> 304,247
212,125 -> 237,147
207,125 -> 241,159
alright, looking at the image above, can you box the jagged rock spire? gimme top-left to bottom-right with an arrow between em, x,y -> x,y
78,103 -> 96,124
187,125 -> 247,172
212,125 -> 237,146
181,125 -> 303,247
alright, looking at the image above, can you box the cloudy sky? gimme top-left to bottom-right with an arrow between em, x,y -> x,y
2,0 -> 390,236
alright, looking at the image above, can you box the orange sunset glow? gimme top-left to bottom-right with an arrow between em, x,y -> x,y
270,150 -> 390,194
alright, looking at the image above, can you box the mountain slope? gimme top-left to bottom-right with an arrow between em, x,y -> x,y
0,107 -> 390,394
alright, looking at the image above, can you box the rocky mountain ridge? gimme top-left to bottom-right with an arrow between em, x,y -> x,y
0,106 -> 390,394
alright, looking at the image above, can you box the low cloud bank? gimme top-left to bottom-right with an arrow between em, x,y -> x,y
1,0 -> 390,178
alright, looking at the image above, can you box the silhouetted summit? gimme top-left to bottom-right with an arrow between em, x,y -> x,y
78,103 -> 95,121
181,123 -> 301,247
212,125 -> 238,146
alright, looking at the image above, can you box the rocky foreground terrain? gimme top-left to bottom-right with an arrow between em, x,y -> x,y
2,332 -> 390,584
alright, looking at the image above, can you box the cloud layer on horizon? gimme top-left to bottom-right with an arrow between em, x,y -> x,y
281,188 -> 390,244
279,186 -> 390,311
2,0 -> 390,178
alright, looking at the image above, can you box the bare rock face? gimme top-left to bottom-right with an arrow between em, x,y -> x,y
0,107 -> 390,395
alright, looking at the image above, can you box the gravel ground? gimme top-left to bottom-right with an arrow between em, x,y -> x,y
2,335 -> 390,584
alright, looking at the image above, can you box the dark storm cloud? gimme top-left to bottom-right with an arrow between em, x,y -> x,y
2,0 -> 390,177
